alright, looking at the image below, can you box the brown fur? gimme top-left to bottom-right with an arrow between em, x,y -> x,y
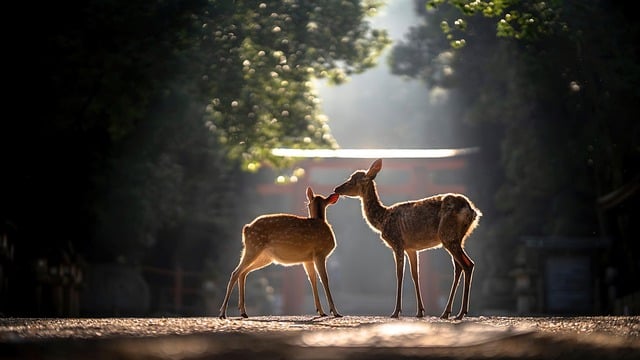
219,187 -> 341,319
334,159 -> 481,320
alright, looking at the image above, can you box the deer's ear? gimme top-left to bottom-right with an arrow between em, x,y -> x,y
306,186 -> 314,201
366,158 -> 382,179
327,193 -> 340,204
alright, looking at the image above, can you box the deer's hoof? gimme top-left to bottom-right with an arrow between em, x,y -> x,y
332,312 -> 343,318
454,312 -> 466,321
440,312 -> 450,320
218,314 -> 226,320
240,313 -> 248,318
416,311 -> 425,318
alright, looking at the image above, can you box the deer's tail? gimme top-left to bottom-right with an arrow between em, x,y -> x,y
462,199 -> 482,245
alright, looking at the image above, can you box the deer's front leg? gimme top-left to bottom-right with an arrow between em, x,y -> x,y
390,246 -> 405,318
314,257 -> 342,317
406,250 -> 425,318
303,261 -> 326,316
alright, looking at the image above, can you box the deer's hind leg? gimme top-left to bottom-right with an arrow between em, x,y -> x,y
219,248 -> 259,319
442,245 -> 474,320
219,265 -> 240,319
439,211 -> 475,320
454,247 -> 474,320
440,258 -> 463,319
237,253 -> 272,318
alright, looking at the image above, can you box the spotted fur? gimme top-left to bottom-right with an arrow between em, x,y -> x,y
219,187 -> 341,319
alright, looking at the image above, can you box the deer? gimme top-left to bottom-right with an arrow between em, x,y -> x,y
219,186 -> 342,319
333,158 -> 481,320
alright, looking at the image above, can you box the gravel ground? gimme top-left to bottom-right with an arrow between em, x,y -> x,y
1,315 -> 638,340
0,316 -> 638,360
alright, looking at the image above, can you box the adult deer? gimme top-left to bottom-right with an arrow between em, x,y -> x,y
334,159 -> 481,320
219,187 -> 342,319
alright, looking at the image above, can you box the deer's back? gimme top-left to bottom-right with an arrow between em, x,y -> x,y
243,214 -> 336,263
385,193 -> 480,250
384,197 -> 442,250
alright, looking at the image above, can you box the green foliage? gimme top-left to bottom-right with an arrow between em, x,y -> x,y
196,1 -> 391,170
3,0 -> 390,270
390,0 -> 639,243
388,1 -> 640,306
427,0 -> 567,46
90,0 -> 390,262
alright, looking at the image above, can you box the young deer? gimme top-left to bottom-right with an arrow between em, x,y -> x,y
218,187 -> 342,319
334,159 -> 481,320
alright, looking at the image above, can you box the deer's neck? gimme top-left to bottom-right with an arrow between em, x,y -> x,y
361,181 -> 387,231
314,202 -> 326,221
308,200 -> 327,221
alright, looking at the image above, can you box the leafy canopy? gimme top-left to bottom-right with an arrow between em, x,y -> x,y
198,1 -> 391,170
427,0 -> 566,47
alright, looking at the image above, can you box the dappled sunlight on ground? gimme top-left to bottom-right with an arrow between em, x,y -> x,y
297,320 -> 531,347
1,316 -> 639,359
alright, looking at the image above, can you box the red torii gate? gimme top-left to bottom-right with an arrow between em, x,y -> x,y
257,147 -> 478,315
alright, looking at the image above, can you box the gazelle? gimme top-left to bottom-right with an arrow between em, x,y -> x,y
219,187 -> 342,319
334,159 -> 481,320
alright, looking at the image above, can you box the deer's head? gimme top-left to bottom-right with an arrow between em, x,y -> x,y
333,158 -> 382,198
306,187 -> 339,219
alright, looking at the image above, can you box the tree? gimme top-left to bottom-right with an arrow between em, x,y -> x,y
2,0 -> 391,315
390,0 -> 640,310
198,1 -> 391,170
391,0 -> 638,238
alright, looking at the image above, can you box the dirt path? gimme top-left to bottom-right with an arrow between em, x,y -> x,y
1,316 -> 638,359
